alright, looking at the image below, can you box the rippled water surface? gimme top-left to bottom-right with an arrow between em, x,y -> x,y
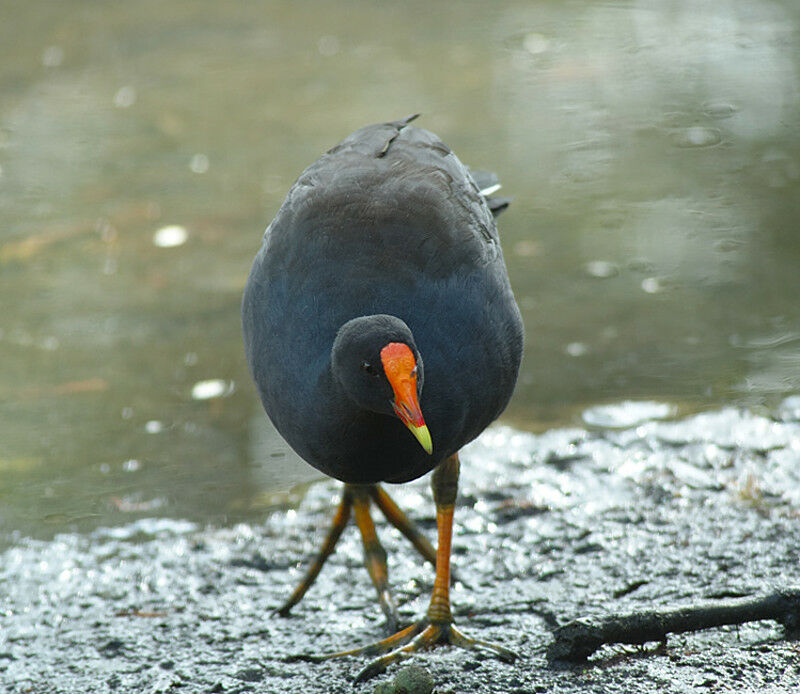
1,0 -> 799,540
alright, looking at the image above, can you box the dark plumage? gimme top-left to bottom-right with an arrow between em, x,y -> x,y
242,116 -> 524,679
242,117 -> 523,484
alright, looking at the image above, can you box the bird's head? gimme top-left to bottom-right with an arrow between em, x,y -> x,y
332,315 -> 432,454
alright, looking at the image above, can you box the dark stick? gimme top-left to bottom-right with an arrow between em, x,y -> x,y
547,587 -> 800,663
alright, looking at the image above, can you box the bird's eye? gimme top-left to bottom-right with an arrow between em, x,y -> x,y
361,361 -> 378,376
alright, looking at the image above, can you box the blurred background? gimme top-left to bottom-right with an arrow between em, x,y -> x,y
1,0 -> 799,543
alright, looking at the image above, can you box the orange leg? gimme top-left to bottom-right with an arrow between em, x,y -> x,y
323,454 -> 519,682
276,483 -> 436,631
369,486 -> 437,568
277,487 -> 353,617
351,487 -> 400,630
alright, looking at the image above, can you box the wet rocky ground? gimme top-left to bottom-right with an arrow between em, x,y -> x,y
2,403 -> 800,693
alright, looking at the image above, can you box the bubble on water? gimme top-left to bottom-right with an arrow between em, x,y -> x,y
153,225 -> 188,248
514,240 -> 539,257
123,459 -> 141,472
191,379 -> 235,400
602,326 -> 619,341
523,33 -> 550,55
42,46 -> 64,67
669,127 -> 722,148
190,154 -> 209,174
40,336 -> 60,351
98,221 -> 117,243
102,257 -> 118,275
585,260 -> 619,278
121,407 -> 134,420
641,277 -> 662,294
145,421 -> 164,434
113,86 -> 137,108
702,101 -> 738,119
583,401 -> 675,428
565,342 -> 588,357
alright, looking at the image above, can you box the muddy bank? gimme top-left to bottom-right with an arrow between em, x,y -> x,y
2,404 -> 800,693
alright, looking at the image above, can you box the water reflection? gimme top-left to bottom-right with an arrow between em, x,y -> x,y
498,0 -> 800,420
0,0 -> 798,541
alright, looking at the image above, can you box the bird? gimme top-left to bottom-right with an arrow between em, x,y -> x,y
242,114 -> 524,680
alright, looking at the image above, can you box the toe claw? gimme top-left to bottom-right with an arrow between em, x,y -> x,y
283,652 -> 326,664
322,618 -> 518,680
448,623 -> 519,662
355,658 -> 390,682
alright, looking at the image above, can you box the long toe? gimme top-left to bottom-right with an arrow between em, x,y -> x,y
354,623 -> 444,682
324,619 -> 428,661
351,620 -> 518,681
447,623 -> 519,662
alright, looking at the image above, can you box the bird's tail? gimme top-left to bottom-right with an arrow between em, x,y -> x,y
469,169 -> 511,218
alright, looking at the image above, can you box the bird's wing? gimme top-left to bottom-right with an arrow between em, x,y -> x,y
264,118 -> 502,284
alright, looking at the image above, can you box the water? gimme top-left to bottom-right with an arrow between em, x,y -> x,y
1,0 -> 799,541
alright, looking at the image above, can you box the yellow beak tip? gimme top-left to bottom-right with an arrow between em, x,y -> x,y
409,424 -> 433,455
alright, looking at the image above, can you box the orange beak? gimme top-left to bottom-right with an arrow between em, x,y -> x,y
380,343 -> 433,454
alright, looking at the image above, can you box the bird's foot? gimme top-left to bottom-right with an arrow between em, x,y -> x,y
322,618 -> 518,682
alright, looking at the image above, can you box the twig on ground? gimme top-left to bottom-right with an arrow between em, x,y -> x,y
547,587 -> 800,663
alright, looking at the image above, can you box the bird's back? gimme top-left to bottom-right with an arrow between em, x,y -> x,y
243,118 -> 523,483
267,119 -> 500,281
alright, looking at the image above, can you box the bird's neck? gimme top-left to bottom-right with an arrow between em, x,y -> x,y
314,358 -> 362,429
